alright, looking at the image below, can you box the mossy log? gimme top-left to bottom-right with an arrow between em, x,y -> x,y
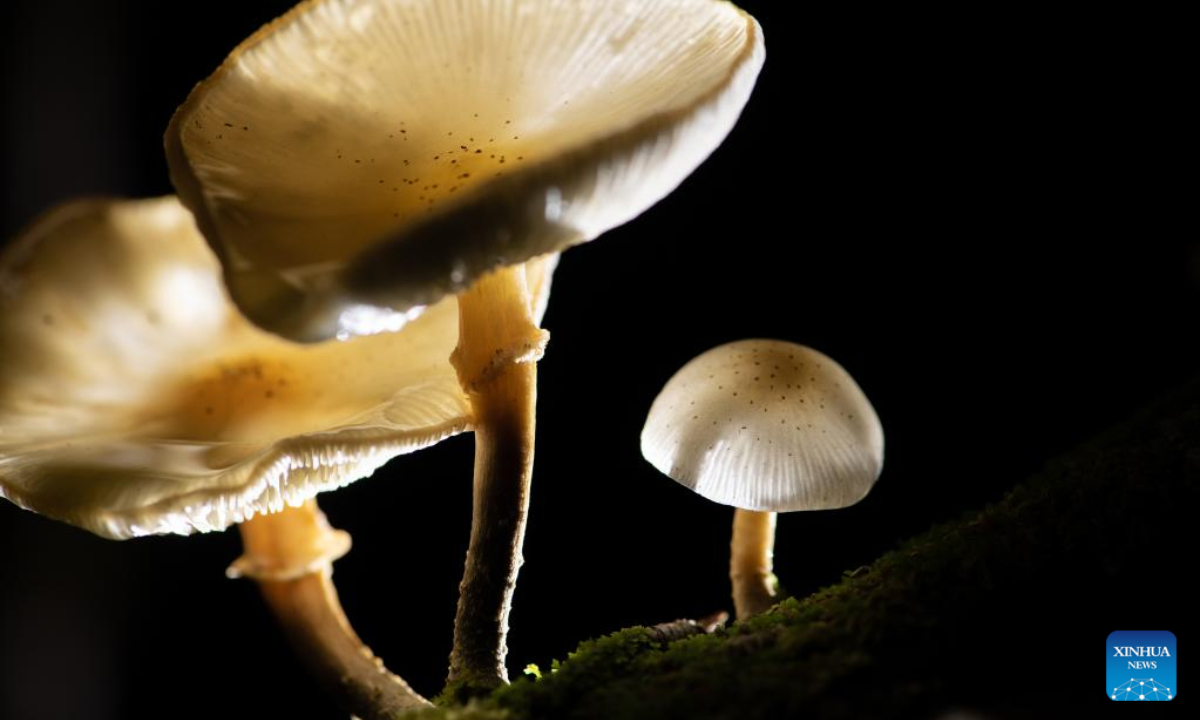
419,378 -> 1198,719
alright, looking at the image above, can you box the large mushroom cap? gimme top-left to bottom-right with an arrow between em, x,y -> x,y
166,0 -> 764,341
0,197 -> 552,539
641,340 -> 884,512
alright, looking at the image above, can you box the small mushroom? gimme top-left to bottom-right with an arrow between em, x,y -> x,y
641,339 -> 884,619
0,196 -> 555,717
165,0 -> 765,690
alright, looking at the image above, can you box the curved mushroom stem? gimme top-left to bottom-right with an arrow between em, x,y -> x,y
730,508 -> 778,620
447,265 -> 545,694
237,501 -> 430,719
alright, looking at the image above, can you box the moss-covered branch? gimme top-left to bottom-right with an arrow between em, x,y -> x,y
419,377 -> 1199,719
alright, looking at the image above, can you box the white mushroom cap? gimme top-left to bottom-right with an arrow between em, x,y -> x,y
641,340 -> 884,512
166,0 -> 764,341
0,197 -> 555,539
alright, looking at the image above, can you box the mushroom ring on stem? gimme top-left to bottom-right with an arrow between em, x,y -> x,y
0,196 -> 552,716
641,340 -> 884,619
166,0 -> 765,691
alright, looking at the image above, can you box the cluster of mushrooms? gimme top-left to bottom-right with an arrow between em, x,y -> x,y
1,1 -> 882,717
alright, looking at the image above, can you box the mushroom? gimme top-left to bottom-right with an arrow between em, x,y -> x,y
0,195 -> 481,537
640,340 -> 884,619
164,0 -> 765,690
0,196 -> 555,717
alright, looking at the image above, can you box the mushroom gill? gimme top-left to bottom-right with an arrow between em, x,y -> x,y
0,195 -> 477,538
167,0 -> 764,342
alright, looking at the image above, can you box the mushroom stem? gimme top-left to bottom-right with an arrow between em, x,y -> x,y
730,508 -> 778,619
238,502 -> 430,719
448,265 -> 546,692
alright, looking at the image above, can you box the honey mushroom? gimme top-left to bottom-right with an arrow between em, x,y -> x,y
0,196 -> 548,717
641,340 -> 884,619
165,0 -> 765,693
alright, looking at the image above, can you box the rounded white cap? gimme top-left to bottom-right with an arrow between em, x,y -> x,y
641,340 -> 883,512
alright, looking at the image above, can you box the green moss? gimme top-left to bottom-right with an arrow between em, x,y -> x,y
415,378 -> 1200,719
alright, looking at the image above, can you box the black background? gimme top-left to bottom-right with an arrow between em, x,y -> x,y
0,1 -> 1192,718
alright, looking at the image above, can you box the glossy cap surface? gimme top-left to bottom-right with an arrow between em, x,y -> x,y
641,340 -> 884,512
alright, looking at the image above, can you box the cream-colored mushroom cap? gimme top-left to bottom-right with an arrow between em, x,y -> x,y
641,340 -> 884,512
166,0 -> 764,341
0,197 -> 556,539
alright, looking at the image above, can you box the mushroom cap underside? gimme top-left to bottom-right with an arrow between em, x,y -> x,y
167,0 -> 764,341
0,197 -> 554,539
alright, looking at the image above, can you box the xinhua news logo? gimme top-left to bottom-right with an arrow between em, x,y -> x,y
1107,630 -> 1176,701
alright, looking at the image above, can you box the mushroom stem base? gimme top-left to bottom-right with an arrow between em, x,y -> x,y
731,509 -> 778,619
447,358 -> 537,693
239,503 -> 430,718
